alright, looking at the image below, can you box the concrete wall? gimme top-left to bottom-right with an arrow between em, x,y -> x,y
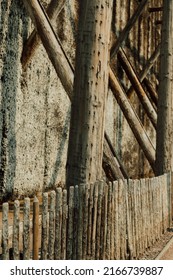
0,0 -> 162,200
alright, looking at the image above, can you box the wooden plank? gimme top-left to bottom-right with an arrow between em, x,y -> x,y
66,186 -> 74,260
41,193 -> 48,259
13,200 -> 20,260
55,188 -> 62,260
33,196 -> 39,260
2,202 -> 9,260
23,197 -> 30,260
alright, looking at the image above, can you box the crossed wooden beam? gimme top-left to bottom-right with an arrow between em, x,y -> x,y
22,0 -> 161,178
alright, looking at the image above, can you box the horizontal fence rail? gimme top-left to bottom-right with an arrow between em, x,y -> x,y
0,173 -> 172,260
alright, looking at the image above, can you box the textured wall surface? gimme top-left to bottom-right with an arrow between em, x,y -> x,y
0,0 -> 162,199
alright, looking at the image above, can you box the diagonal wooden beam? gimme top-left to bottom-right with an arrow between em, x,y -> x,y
21,0 -> 66,69
126,44 -> 160,100
22,0 -> 73,99
117,48 -> 157,129
109,68 -> 155,171
110,0 -> 148,59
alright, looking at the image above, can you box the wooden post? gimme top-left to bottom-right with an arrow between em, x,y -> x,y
23,197 -> 30,260
66,0 -> 113,186
33,196 -> 39,260
13,200 -> 20,260
54,188 -> 62,260
61,189 -> 67,260
48,191 -> 56,260
2,203 -> 9,260
66,186 -> 74,260
41,193 -> 48,259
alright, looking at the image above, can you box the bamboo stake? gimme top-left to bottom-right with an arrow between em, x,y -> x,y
48,191 -> 56,260
33,196 -> 39,260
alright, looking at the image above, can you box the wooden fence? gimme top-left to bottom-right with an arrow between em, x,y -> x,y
0,173 -> 172,260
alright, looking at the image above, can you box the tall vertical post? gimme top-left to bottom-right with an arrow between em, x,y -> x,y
66,0 -> 113,187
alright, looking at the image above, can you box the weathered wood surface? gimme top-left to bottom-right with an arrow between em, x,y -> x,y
41,193 -> 48,259
23,198 -> 30,260
13,200 -> 20,260
22,0 -> 66,68
33,196 -> 39,260
109,68 -> 155,171
2,203 -> 9,260
0,173 -> 171,260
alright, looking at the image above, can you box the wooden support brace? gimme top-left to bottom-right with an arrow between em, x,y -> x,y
126,44 -> 160,103
21,0 -> 66,68
109,68 -> 155,171
117,48 -> 157,129
110,0 -> 148,59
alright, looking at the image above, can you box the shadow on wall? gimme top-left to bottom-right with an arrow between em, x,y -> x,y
45,107 -> 70,190
0,0 -> 29,198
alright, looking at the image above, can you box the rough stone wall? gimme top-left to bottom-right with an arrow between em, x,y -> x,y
0,0 -> 162,199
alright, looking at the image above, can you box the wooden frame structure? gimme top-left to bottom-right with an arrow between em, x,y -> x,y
21,0 -> 163,181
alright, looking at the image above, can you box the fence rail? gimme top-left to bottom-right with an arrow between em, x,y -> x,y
0,173 -> 172,260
